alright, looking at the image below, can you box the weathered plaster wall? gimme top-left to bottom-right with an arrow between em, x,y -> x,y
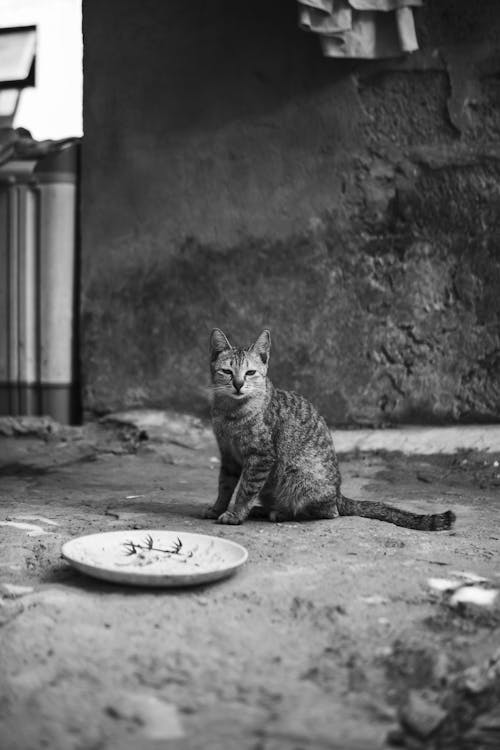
82,0 -> 500,425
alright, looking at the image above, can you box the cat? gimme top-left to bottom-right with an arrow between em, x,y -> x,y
205,328 -> 456,531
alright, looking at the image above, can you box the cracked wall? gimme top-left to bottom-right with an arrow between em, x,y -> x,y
82,0 -> 500,424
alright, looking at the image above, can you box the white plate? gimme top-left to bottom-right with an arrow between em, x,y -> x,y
62,530 -> 248,587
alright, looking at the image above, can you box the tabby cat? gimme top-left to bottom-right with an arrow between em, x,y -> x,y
205,328 -> 456,531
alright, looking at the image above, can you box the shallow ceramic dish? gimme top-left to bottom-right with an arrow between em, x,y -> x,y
61,530 -> 248,587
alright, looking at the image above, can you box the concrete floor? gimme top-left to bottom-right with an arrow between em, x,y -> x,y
1,415 -> 500,750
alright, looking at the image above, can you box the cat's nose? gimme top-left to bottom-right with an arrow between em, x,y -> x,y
233,378 -> 244,393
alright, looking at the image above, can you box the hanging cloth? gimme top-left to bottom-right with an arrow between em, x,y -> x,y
298,0 -> 423,59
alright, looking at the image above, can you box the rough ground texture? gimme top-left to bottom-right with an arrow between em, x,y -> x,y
82,0 -> 500,424
1,417 -> 500,750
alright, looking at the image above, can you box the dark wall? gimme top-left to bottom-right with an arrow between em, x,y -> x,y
82,0 -> 500,425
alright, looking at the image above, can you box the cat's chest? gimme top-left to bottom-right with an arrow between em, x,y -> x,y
213,413 -> 271,463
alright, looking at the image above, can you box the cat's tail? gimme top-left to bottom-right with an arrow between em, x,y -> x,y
338,495 -> 456,531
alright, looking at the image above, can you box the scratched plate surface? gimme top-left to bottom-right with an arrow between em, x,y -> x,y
62,530 -> 248,587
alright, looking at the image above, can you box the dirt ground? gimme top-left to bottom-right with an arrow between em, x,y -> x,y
1,415 -> 500,750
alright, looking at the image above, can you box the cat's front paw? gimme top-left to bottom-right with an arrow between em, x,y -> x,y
216,511 -> 243,525
203,505 -> 220,520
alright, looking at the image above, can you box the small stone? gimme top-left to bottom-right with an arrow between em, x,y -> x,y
399,690 -> 447,739
464,666 -> 492,694
450,585 -> 498,607
432,651 -> 450,684
361,594 -> 389,605
105,691 -> 184,740
0,583 -> 34,597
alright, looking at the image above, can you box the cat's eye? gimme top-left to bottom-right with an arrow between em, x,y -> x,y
220,369 -> 233,376
246,370 -> 256,376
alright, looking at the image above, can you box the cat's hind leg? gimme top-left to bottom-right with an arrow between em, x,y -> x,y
268,509 -> 295,522
298,499 -> 339,520
248,505 -> 270,519
252,486 -> 295,522
269,465 -> 339,521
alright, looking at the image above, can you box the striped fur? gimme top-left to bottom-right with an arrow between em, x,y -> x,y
206,328 -> 456,531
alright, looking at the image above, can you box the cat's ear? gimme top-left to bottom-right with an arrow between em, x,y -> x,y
210,328 -> 232,360
250,329 -> 271,364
